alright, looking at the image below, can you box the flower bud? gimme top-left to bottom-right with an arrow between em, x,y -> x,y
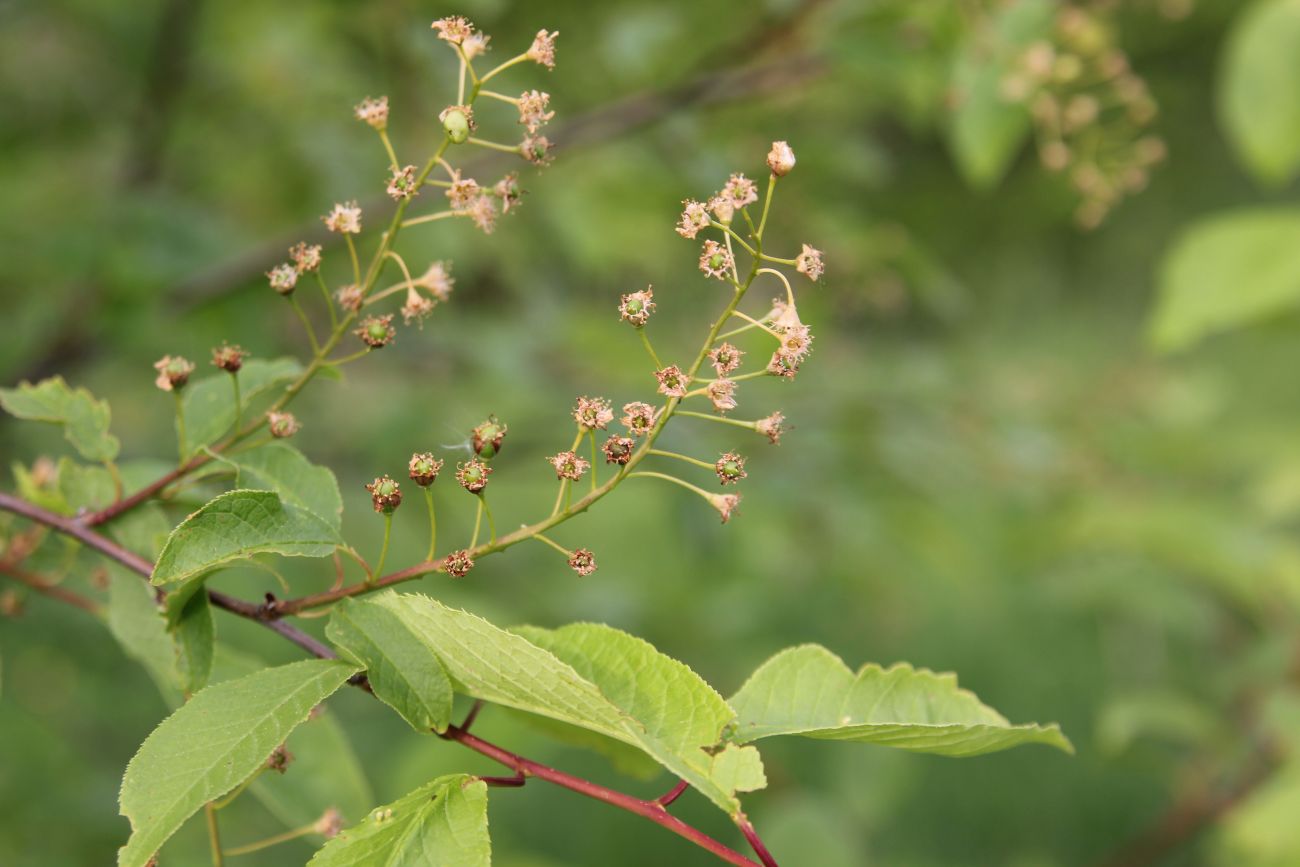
766,140 -> 796,177
676,200 -> 710,239
618,287 -> 655,328
707,379 -> 737,414
408,452 -> 444,486
267,411 -> 300,439
715,452 -> 747,485
354,314 -> 396,349
323,201 -> 362,234
366,475 -> 402,514
766,350 -> 800,379
602,435 -> 635,465
153,355 -> 195,392
527,29 -> 558,69
471,416 -> 508,458
444,549 -> 474,577
456,459 -> 492,493
211,343 -> 246,373
442,107 -> 472,144
335,285 -> 363,313
568,548 -> 596,576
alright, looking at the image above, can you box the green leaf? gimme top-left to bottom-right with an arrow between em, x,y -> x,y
57,457 -> 116,513
151,489 -> 342,586
307,775 -> 490,867
167,587 -> 214,694
213,443 -> 342,530
117,658 -> 359,867
947,0 -> 1053,189
708,743 -> 767,794
0,376 -> 120,462
183,357 -> 303,452
1219,0 -> 1300,185
1150,208 -> 1300,351
105,567 -> 183,706
333,595 -> 757,813
326,598 -> 455,734
516,621 -> 758,810
727,645 -> 1072,757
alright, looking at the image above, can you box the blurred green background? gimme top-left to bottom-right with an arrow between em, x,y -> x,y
5,0 -> 1300,864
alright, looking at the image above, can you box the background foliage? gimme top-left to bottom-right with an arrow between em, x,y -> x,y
3,0 -> 1300,864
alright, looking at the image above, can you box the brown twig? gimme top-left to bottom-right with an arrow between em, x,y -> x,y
0,560 -> 102,615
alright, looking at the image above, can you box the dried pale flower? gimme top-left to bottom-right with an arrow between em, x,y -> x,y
314,808 -> 344,839
676,200 -> 710,239
409,452 -> 444,486
431,16 -> 474,44
527,29 -> 558,69
462,31 -> 491,60
354,314 -> 396,348
699,240 -> 733,280
517,90 -> 554,133
387,164 -> 420,201
153,355 -> 195,392
573,396 -> 614,431
654,365 -> 688,398
780,323 -> 814,361
767,140 -> 796,177
456,459 -> 492,493
766,349 -> 800,379
795,243 -> 824,281
447,175 -> 481,209
267,263 -> 299,295
756,410 -> 786,444
289,242 -> 322,273
568,548 -> 596,576
267,411 -> 300,439
336,285 -> 363,313
619,287 -> 655,327
548,450 -> 590,481
444,549 -> 474,578
467,194 -> 498,234
708,343 -> 744,376
415,262 -> 454,301
708,194 -> 735,225
722,173 -> 759,210
520,134 -> 553,166
707,379 -> 737,414
493,174 -> 522,213
708,492 -> 741,523
354,96 -> 389,130
323,201 -> 362,234
265,744 -> 293,773
471,416 -> 508,459
622,401 -> 660,436
211,343 -> 246,373
366,475 -> 402,514
401,287 -> 434,326
715,452 -> 747,485
602,435 -> 635,465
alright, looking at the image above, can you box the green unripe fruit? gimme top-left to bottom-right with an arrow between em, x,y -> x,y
443,109 -> 470,144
